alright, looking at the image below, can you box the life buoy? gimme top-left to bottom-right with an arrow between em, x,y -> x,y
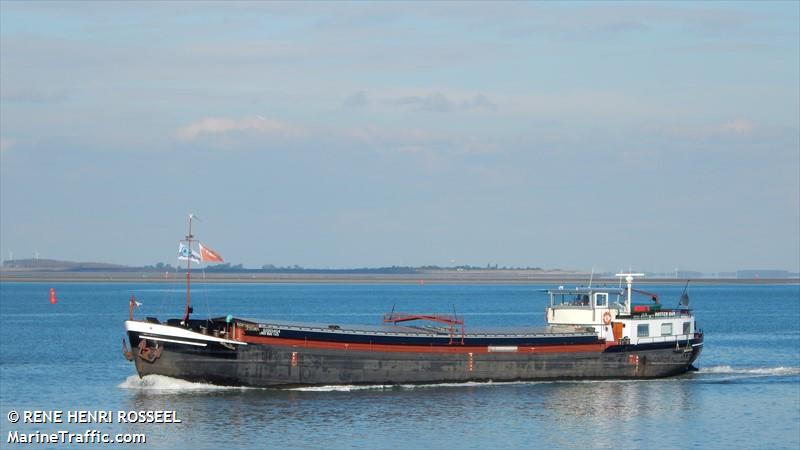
603,311 -> 612,325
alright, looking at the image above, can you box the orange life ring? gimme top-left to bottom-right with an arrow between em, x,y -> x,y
603,311 -> 612,325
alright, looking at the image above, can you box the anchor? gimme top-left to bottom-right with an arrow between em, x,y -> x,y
136,339 -> 163,363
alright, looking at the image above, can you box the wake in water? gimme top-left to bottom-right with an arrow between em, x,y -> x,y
290,384 -> 398,392
288,380 -> 556,392
117,366 -> 799,393
118,375 -> 253,392
293,368 -> 799,392
688,365 -> 800,385
698,366 -> 800,376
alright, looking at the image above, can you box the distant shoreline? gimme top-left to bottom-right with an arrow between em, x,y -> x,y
1,271 -> 796,285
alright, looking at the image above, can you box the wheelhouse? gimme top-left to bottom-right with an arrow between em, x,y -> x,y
547,287 -> 625,309
544,274 -> 701,347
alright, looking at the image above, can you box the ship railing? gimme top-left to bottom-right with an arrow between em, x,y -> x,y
635,334 -> 693,344
549,304 -> 594,310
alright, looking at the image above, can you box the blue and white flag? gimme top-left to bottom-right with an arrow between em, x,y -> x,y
178,243 -> 201,264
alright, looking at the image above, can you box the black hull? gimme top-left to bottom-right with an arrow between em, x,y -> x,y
128,331 -> 703,388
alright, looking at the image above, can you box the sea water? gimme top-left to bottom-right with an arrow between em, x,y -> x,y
0,282 -> 798,449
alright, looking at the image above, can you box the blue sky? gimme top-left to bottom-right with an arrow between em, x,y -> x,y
1,2 -> 798,273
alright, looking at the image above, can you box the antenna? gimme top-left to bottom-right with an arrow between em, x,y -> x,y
588,267 -> 594,288
615,272 -> 645,313
677,280 -> 690,308
182,213 -> 196,325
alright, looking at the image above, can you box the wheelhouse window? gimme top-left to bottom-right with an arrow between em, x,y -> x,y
595,293 -> 608,307
661,323 -> 673,336
637,324 -> 649,337
683,321 -> 691,335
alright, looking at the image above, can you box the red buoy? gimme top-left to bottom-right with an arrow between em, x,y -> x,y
49,288 -> 57,304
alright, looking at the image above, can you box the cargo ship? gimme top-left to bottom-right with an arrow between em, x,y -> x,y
123,216 -> 703,387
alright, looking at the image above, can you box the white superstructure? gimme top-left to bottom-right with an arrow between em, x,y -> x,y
545,274 -> 699,348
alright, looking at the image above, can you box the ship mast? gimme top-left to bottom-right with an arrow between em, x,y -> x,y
615,272 -> 644,313
182,214 -> 195,325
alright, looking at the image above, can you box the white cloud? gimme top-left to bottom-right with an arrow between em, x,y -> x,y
383,92 -> 496,112
720,118 -> 755,135
175,116 -> 305,142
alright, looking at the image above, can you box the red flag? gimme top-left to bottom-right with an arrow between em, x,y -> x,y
199,243 -> 224,262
